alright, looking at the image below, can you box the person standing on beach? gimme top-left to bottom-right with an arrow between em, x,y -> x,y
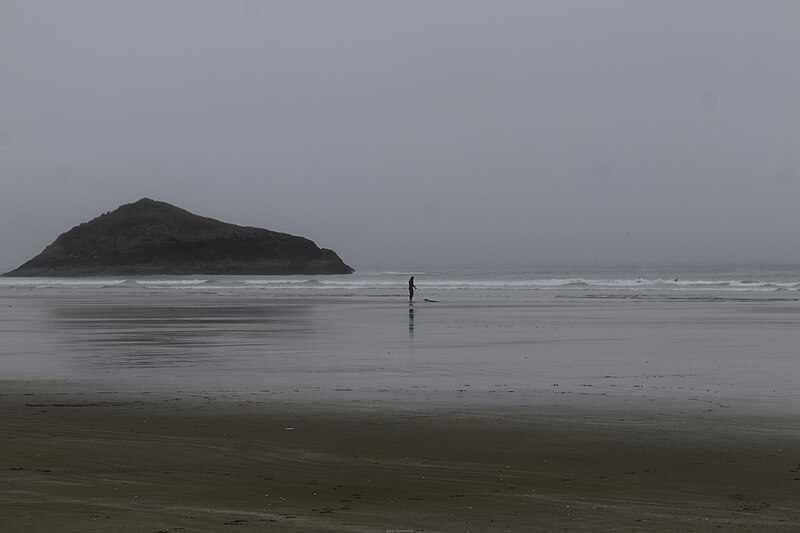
408,276 -> 417,302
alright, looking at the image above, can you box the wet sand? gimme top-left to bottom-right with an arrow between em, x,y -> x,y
2,380 -> 799,532
2,290 -> 800,530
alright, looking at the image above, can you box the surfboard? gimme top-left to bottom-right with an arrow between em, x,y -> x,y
423,298 -> 439,302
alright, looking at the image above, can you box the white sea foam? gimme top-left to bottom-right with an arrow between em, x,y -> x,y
0,278 -> 128,289
1,268 -> 798,296
135,279 -> 209,286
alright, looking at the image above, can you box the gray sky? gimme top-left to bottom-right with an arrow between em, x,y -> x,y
2,1 -> 799,272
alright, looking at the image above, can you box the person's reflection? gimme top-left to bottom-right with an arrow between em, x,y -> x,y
408,304 -> 415,337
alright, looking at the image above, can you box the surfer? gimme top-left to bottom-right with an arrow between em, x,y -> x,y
408,276 -> 417,301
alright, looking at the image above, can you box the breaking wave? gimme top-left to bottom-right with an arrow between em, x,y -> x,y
2,269 -> 799,295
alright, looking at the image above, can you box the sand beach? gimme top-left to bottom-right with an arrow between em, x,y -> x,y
1,272 -> 800,531
2,381 -> 799,532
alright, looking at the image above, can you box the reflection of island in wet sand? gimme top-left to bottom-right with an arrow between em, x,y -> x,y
1,291 -> 800,530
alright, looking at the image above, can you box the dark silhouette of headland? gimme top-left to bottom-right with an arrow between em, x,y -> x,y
3,198 -> 354,276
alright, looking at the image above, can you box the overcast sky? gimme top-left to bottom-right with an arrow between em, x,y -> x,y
1,1 -> 799,272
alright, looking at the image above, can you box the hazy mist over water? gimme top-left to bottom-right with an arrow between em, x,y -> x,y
1,1 -> 799,272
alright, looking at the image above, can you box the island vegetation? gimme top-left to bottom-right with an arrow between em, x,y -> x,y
2,198 -> 354,276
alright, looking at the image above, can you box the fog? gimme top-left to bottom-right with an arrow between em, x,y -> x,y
1,1 -> 799,272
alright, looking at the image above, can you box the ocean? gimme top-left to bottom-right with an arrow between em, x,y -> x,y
2,264 -> 800,298
1,265 -> 799,411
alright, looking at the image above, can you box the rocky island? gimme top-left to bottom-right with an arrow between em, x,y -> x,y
3,198 -> 354,276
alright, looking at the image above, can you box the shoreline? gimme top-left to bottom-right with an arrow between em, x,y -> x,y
2,380 -> 799,531
2,282 -> 800,530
